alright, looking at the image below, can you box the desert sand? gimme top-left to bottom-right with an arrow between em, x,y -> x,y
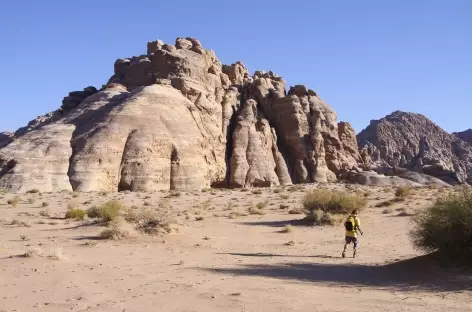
1,184 -> 471,312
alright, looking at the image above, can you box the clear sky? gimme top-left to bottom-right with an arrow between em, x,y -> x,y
1,0 -> 471,134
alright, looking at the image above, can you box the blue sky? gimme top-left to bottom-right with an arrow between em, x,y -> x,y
1,0 -> 471,133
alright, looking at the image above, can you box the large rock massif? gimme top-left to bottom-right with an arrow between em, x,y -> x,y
453,129 -> 472,145
357,111 -> 472,184
0,38 -> 362,192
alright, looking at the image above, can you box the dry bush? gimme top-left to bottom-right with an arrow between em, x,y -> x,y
87,200 -> 127,223
99,218 -> 135,240
395,186 -> 413,198
65,208 -> 86,220
11,219 -> 31,227
72,192 -> 80,198
280,225 -> 293,233
382,208 -> 393,214
248,206 -> 265,215
256,201 -> 267,209
195,216 -> 205,221
287,185 -> 304,192
228,211 -> 248,219
303,189 -> 367,215
280,194 -> 290,200
273,188 -> 283,194
411,188 -> 472,263
21,246 -> 43,258
41,201 -> 49,207
7,196 -> 21,208
26,189 -> 40,194
280,204 -> 290,209
129,210 -> 173,234
251,189 -> 263,195
28,197 -> 37,204
304,209 -> 335,225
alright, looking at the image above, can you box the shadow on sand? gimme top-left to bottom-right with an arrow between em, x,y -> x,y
205,254 -> 472,292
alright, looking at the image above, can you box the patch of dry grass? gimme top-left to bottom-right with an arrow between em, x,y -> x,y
7,196 -> 21,208
303,189 -> 367,215
395,186 -> 413,198
280,225 -> 293,233
65,208 -> 86,220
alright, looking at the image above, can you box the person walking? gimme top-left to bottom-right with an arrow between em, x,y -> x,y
342,209 -> 363,258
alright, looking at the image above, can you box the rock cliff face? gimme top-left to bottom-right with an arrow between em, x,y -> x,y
453,129 -> 472,145
357,111 -> 472,184
0,37 -> 361,192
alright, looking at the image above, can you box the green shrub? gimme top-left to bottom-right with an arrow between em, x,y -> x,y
65,208 -> 86,220
411,189 -> 472,263
86,200 -> 127,223
303,189 -> 367,215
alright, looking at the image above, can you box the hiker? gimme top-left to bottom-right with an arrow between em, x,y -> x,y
342,209 -> 363,258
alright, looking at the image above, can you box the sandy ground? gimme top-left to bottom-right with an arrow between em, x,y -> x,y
0,184 -> 471,312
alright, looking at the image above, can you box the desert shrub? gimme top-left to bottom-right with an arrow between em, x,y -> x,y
251,189 -> 262,195
248,206 -> 265,215
273,188 -> 283,194
411,189 -> 472,263
41,201 -> 49,207
382,208 -> 393,214
395,186 -> 412,198
195,216 -> 205,221
86,206 -> 101,218
280,194 -> 290,200
256,202 -> 267,209
99,218 -> 132,240
39,209 -> 50,217
303,189 -> 367,215
7,196 -> 21,208
280,225 -> 293,233
87,200 -> 127,223
28,197 -> 37,204
132,210 -> 173,234
26,189 -> 40,194
72,192 -> 80,198
65,208 -> 86,220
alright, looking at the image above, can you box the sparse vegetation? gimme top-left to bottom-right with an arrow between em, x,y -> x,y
304,209 -> 335,225
280,204 -> 290,209
87,200 -> 127,223
7,196 -> 21,208
248,206 -> 266,215
251,189 -> 263,195
26,189 -> 40,194
41,201 -> 49,207
280,194 -> 290,200
21,246 -> 43,257
28,197 -> 37,204
273,188 -> 283,194
131,210 -> 174,234
72,192 -> 80,198
382,208 -> 393,214
411,188 -> 472,263
303,189 -> 367,215
256,201 -> 267,209
99,218 -> 132,240
65,208 -> 86,220
280,225 -> 293,233
395,186 -> 412,198
10,219 -> 31,227
195,216 -> 205,221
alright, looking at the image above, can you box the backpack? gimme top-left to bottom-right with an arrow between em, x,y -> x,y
344,217 -> 355,231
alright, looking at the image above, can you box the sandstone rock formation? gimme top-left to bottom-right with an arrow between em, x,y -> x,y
0,37 -> 362,192
453,129 -> 472,145
357,111 -> 472,184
